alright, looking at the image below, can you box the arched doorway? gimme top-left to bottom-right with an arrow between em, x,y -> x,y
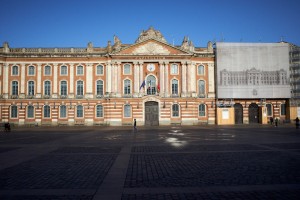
234,103 -> 243,124
146,75 -> 157,95
249,103 -> 259,123
145,101 -> 159,126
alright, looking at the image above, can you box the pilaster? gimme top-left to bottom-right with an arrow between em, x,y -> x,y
159,61 -> 164,97
133,62 -> 139,97
53,64 -> 58,98
86,64 -> 93,98
116,62 -> 121,97
20,63 -> 25,98
69,64 -> 74,98
106,62 -> 112,93
164,62 -> 169,97
181,61 -> 187,97
36,63 -> 42,98
207,63 -> 215,98
3,63 -> 8,98
139,62 -> 144,95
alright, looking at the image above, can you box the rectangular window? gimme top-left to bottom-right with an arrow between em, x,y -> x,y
61,66 -> 67,75
11,106 -> 18,118
171,64 -> 178,74
124,105 -> 131,117
77,106 -> 83,117
124,64 -> 131,75
27,106 -> 34,118
96,105 -> 103,117
97,65 -> 104,75
77,66 -> 84,75
44,66 -> 51,75
44,106 -> 50,118
281,104 -> 286,115
60,106 -> 67,118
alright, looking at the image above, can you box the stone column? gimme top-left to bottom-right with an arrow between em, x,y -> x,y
106,62 -> 112,94
207,63 -> 215,98
0,63 -> 2,96
190,62 -> 196,94
20,63 -> 26,98
86,64 -> 93,98
36,63 -> 42,98
164,62 -> 169,97
69,64 -> 74,98
139,62 -> 144,94
53,64 -> 58,98
3,63 -> 8,98
181,61 -> 187,97
133,62 -> 139,97
116,62 -> 121,97
159,61 -> 164,97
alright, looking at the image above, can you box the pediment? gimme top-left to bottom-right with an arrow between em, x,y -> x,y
114,39 -> 191,55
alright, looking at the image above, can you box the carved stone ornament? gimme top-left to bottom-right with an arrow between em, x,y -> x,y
135,27 -> 167,43
132,42 -> 170,55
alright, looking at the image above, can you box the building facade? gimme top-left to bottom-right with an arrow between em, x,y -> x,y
0,27 -> 216,126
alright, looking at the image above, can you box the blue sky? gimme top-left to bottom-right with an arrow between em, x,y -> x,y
1,0 -> 299,47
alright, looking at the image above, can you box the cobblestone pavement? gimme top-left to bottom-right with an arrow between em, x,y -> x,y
0,125 -> 299,200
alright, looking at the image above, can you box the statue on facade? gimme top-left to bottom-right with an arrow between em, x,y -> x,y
113,35 -> 122,51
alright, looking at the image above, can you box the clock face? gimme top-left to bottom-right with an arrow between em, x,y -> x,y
147,64 -> 155,72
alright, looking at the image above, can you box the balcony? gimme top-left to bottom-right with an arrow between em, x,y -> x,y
43,95 -> 50,99
26,95 -> 34,99
76,95 -> 84,99
11,95 -> 19,99
60,95 -> 67,99
96,95 -> 104,99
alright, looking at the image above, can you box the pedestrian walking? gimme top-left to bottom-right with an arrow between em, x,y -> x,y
295,117 -> 299,129
275,118 -> 278,127
270,117 -> 274,125
133,119 -> 137,133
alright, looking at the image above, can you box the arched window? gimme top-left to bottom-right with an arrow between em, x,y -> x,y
12,65 -> 18,75
77,80 -> 83,96
60,81 -> 67,95
44,81 -> 51,96
123,64 -> 131,75
27,105 -> 34,118
60,65 -> 67,75
60,105 -> 67,118
172,104 -> 179,117
172,79 -> 178,95
44,65 -> 51,75
28,66 -> 35,75
266,104 -> 272,116
146,75 -> 156,95
97,65 -> 104,75
198,80 -> 205,97
124,79 -> 131,95
44,105 -> 50,118
199,104 -> 206,116
77,105 -> 83,117
124,104 -> 131,117
96,105 -> 103,117
96,80 -> 104,95
12,81 -> 18,95
28,81 -> 35,95
11,105 -> 18,118
198,65 -> 204,75
77,65 -> 83,75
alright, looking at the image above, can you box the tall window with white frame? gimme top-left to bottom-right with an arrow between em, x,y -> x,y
96,105 -> 103,117
171,79 -> 178,95
27,105 -> 34,118
171,64 -> 178,74
266,104 -> 272,116
124,79 -> 131,95
44,105 -> 50,118
77,105 -> 83,118
198,65 -> 204,75
147,75 -> 156,95
60,81 -> 67,96
77,80 -> 84,96
12,65 -> 18,75
77,65 -> 84,75
97,65 -> 104,75
198,80 -> 205,97
44,81 -> 51,96
96,80 -> 104,96
11,105 -> 18,118
281,104 -> 286,116
28,81 -> 35,96
44,65 -> 51,75
124,64 -> 131,75
28,66 -> 35,75
12,81 -> 18,95
60,105 -> 67,118
124,104 -> 131,117
199,104 -> 206,116
60,65 -> 67,75
172,104 -> 179,117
